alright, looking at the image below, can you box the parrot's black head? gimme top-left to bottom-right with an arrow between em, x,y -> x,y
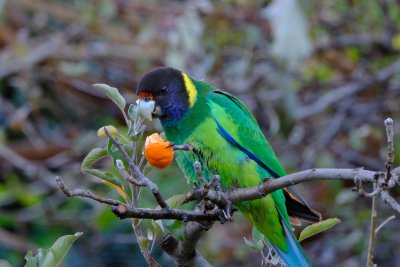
136,67 -> 195,124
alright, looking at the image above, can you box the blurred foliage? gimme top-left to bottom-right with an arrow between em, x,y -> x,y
1,0 -> 400,266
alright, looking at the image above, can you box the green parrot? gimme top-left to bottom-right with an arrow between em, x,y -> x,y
136,67 -> 321,266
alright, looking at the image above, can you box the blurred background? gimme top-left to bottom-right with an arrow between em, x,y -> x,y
1,0 -> 400,266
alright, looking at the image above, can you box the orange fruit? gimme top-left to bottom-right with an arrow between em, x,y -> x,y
144,133 -> 174,169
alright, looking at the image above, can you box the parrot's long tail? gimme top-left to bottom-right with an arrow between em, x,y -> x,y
270,211 -> 312,267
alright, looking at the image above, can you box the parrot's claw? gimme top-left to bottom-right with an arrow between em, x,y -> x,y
171,143 -> 194,151
217,204 -> 234,224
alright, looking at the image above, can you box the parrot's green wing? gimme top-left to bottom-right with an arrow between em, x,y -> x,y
208,89 -> 286,177
205,88 -> 321,222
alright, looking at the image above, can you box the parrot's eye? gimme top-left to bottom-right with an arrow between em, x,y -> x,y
161,86 -> 167,93
138,92 -> 154,102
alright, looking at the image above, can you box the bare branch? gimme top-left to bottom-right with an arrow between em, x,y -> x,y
58,166 -> 399,223
367,117 -> 396,267
380,191 -> 400,214
367,182 -> 379,267
116,159 -> 145,186
375,215 -> 396,235
353,174 -> 383,197
160,207 -> 214,267
177,221 -> 214,267
194,162 -> 208,187
55,176 -> 122,206
111,203 -> 220,221
385,118 -> 394,183
226,168 -> 377,203
109,167 -> 400,222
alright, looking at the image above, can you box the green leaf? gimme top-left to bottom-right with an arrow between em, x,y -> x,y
127,124 -> 146,140
137,235 -> 149,250
93,84 -> 126,112
299,218 -> 341,242
42,232 -> 83,267
143,163 -> 154,176
106,139 -> 129,170
164,219 -> 183,230
252,226 -> 264,243
0,259 -> 13,267
24,233 -> 82,267
81,148 -> 107,171
269,254 -> 280,265
165,195 -> 185,208
24,251 -> 38,267
85,169 -> 123,188
152,219 -> 165,234
81,147 -> 124,191
81,147 -> 123,186
127,104 -> 138,120
244,237 -> 264,252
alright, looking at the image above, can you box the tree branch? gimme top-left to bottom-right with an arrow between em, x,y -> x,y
57,166 -> 400,222
111,204 -> 220,221
367,117 -> 396,267
55,176 -> 122,206
161,220 -> 214,267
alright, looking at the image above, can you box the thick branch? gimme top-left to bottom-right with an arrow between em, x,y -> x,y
58,167 -> 399,222
160,219 -> 214,267
111,168 -> 400,221
178,221 -> 214,263
380,191 -> 400,213
226,168 -> 377,203
111,204 -> 219,221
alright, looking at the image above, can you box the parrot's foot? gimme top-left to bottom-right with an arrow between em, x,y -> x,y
170,143 -> 194,151
217,203 -> 235,224
183,161 -> 238,224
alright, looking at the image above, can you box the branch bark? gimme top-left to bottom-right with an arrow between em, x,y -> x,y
106,167 -> 400,222
160,221 -> 214,267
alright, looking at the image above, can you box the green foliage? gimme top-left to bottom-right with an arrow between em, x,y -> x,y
92,84 -> 126,113
81,147 -> 124,188
299,218 -> 341,242
243,236 -> 264,252
243,227 -> 265,252
24,233 -> 82,267
0,260 -> 13,267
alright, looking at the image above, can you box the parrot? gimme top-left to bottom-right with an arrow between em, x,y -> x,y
136,67 -> 321,266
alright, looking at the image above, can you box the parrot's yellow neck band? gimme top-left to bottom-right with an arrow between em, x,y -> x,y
182,73 -> 197,108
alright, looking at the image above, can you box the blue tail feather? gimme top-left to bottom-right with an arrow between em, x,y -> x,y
270,212 -> 312,267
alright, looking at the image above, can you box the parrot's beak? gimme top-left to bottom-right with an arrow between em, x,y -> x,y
137,99 -> 155,121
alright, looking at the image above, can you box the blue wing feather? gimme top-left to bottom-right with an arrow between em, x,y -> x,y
215,119 -> 280,179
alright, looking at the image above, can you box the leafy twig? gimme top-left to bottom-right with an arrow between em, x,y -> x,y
104,127 -> 169,209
